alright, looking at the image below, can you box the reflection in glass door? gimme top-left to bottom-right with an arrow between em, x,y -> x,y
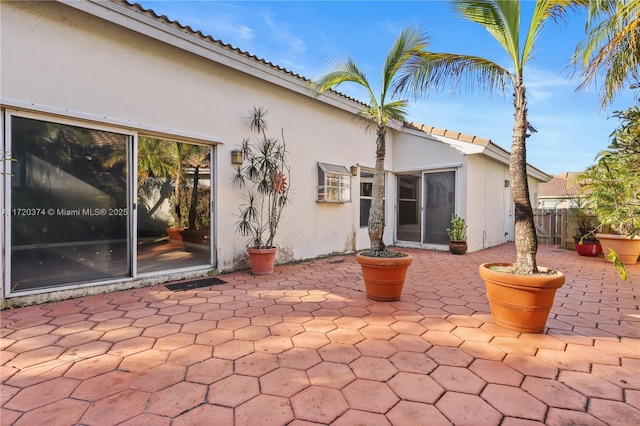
9,116 -> 131,292
423,171 -> 455,244
136,138 -> 211,273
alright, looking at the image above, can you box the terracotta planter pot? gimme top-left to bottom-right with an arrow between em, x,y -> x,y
596,233 -> 640,264
449,240 -> 468,255
573,237 -> 602,257
167,227 -> 187,247
479,263 -> 565,334
247,247 -> 278,275
356,252 -> 413,302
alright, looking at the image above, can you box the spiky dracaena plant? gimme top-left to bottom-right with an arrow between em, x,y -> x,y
232,107 -> 291,248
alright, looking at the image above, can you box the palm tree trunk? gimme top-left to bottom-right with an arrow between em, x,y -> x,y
511,78 -> 538,274
368,126 -> 387,252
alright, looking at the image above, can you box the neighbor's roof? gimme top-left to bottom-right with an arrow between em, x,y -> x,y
538,173 -> 583,198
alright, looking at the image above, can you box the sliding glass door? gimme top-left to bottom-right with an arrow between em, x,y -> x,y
9,116 -> 131,292
136,138 -> 211,273
5,115 -> 214,295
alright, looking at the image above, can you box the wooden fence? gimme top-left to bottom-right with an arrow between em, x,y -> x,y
533,208 -> 597,249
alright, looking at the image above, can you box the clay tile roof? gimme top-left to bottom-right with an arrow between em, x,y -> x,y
538,174 -> 582,197
404,121 -> 493,147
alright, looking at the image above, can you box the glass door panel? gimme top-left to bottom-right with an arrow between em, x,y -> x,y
136,138 -> 211,273
10,116 -> 131,292
396,174 -> 421,242
422,171 -> 455,244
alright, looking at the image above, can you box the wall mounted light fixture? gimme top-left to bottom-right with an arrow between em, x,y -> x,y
231,149 -> 243,166
350,165 -> 358,176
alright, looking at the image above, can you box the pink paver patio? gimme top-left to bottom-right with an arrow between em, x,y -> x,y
1,243 -> 639,425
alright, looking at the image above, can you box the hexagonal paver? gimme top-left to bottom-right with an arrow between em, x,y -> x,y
481,383 -> 547,421
342,379 -> 399,413
64,354 -> 122,380
172,404 -> 233,426
235,395 -> 294,426
469,358 -> 524,386
431,365 -> 486,394
291,386 -> 348,423
521,376 -> 587,410
386,401 -> 452,426
278,347 -> 322,370
326,328 -> 365,345
559,371 -> 624,400
195,329 -> 234,346
254,335 -> 293,354
71,370 -> 134,401
260,368 -> 309,397
389,351 -> 438,374
110,336 -> 155,357
436,392 -> 502,425
350,357 -> 397,381
209,375 -> 260,407
130,364 -> 187,392
291,331 -> 330,349
355,339 -> 398,358
388,372 -> 444,404
147,381 -> 207,417
546,407 -> 608,426
234,325 -> 270,341
9,398 -> 89,426
186,358 -> 234,384
235,352 -> 279,376
389,334 -> 431,352
307,362 -> 356,389
213,340 -> 255,360
333,409 -> 391,426
318,343 -> 361,363
427,346 -> 473,367
154,333 -> 195,351
118,349 -> 169,372
166,344 -> 212,366
360,325 -> 397,340
80,389 -> 150,425
3,377 -> 79,411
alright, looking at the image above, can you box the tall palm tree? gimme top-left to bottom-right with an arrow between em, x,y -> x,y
572,0 -> 640,108
397,0 -> 577,275
312,26 -> 429,254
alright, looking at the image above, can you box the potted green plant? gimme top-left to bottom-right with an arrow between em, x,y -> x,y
578,105 -> 640,278
395,0 -> 576,332
312,27 -> 424,301
568,204 -> 602,257
232,107 -> 291,275
446,213 -> 468,255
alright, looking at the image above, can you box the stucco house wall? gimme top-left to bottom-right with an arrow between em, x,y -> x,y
1,0 -> 549,307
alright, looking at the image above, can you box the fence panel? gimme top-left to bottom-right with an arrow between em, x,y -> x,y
533,209 -> 566,246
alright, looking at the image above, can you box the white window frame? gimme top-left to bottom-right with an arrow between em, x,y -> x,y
317,162 -> 351,203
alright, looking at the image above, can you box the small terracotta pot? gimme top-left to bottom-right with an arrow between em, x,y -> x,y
596,233 -> 640,264
449,240 -> 468,255
479,263 -> 565,333
573,237 -> 602,257
356,252 -> 413,302
247,247 -> 278,275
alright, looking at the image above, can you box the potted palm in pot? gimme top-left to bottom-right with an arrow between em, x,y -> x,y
446,214 -> 468,255
396,0 -> 578,332
312,27 -> 428,301
232,107 -> 291,275
578,105 -> 640,279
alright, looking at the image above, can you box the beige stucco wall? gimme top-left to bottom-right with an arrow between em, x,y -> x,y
1,0 -> 396,303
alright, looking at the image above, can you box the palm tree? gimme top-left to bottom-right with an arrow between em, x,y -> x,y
397,0 -> 577,275
312,26 -> 429,254
572,0 -> 640,108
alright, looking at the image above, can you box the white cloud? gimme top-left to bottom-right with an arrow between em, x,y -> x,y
262,12 -> 306,54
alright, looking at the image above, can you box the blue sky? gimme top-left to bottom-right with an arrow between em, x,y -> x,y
136,0 -> 636,176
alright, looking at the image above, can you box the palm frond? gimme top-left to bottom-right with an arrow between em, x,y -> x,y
455,0 -> 521,69
397,52 -> 512,98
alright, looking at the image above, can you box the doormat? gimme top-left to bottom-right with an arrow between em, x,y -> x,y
165,277 -> 227,292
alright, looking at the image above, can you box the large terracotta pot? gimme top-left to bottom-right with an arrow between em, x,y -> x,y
449,240 -> 468,255
356,252 -> 413,302
573,236 -> 602,257
596,233 -> 640,264
247,247 -> 278,275
479,263 -> 565,334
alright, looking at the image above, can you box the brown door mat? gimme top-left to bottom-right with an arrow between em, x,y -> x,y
164,277 -> 227,291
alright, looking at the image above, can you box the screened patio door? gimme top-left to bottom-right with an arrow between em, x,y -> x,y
422,171 -> 455,245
